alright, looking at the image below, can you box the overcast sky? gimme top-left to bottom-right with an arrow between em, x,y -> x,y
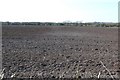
0,0 -> 119,22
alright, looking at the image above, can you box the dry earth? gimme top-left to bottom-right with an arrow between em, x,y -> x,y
2,25 -> 119,79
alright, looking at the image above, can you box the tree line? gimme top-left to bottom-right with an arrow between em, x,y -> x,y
2,22 -> 119,27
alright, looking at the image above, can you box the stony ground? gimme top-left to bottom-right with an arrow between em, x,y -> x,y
2,25 -> 119,79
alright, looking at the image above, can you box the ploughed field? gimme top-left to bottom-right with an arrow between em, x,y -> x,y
2,25 -> 119,79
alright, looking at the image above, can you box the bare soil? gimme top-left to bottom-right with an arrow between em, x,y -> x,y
2,25 -> 119,79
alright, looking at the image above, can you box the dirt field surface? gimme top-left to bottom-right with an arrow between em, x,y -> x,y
2,25 -> 119,79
